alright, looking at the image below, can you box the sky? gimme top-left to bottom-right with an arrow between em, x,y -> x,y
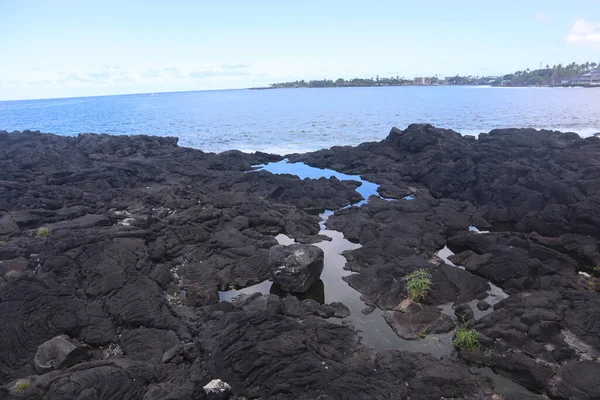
1,0 -> 600,100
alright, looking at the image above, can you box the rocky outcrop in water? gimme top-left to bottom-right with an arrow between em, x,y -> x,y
269,244 -> 324,292
0,130 -> 500,399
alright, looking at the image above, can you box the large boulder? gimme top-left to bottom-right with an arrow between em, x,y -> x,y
34,335 -> 91,373
269,244 -> 324,293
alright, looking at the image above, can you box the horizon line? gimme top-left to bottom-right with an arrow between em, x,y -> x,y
0,86 -> 256,103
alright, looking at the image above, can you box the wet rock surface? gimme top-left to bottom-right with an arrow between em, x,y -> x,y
1,126 -> 599,399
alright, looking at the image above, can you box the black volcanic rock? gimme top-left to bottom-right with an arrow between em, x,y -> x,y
292,124 -> 600,238
326,195 -> 489,310
447,232 -> 580,292
33,335 -> 91,373
2,126 -> 600,399
196,294 -> 493,400
291,124 -> 600,398
269,243 -> 324,293
383,306 -> 455,340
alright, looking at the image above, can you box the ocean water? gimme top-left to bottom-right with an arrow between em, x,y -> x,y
1,86 -> 599,154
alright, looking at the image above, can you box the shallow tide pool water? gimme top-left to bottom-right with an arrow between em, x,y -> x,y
217,159 -> 542,397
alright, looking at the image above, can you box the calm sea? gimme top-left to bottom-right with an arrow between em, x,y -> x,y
1,86 -> 599,154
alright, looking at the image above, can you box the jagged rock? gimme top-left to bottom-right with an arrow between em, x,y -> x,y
34,335 -> 90,373
162,343 -> 197,364
326,198 -> 490,310
269,244 -> 324,293
547,361 -> 600,400
326,301 -> 351,318
234,293 -> 284,314
120,328 -> 179,363
186,282 -> 219,307
447,232 -> 579,292
382,305 -> 455,340
477,300 -> 491,311
199,296 -> 493,399
2,127 -> 599,398
203,379 -> 232,400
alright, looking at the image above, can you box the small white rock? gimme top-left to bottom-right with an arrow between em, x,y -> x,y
203,379 -> 231,397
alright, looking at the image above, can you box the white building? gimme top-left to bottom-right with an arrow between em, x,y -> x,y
577,70 -> 600,85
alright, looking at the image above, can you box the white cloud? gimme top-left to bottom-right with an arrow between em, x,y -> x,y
163,67 -> 185,79
535,13 -> 549,22
114,73 -> 135,84
566,19 -> 600,48
141,69 -> 161,78
189,68 -> 250,79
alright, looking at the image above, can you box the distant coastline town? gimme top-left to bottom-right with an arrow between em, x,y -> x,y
253,61 -> 600,90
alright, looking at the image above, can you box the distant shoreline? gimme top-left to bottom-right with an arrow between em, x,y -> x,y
249,84 -> 600,90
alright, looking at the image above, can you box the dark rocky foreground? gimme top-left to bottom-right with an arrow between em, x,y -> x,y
292,124 -> 600,399
0,125 -> 599,399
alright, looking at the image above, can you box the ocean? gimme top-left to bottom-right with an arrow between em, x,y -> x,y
1,86 -> 599,154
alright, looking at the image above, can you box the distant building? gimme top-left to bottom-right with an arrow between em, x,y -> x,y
414,77 -> 430,85
577,70 -> 600,85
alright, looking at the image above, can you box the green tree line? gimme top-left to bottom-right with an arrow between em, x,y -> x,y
268,76 -> 413,88
501,62 -> 599,86
266,61 -> 599,88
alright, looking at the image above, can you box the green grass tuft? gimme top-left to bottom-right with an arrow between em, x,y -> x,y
35,227 -> 51,238
586,277 -> 597,291
11,379 -> 31,394
403,269 -> 432,302
453,326 -> 480,351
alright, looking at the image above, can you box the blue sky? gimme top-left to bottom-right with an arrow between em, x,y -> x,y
1,0 -> 599,100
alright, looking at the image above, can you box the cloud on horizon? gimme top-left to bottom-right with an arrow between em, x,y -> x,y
163,67 -> 185,79
566,19 -> 600,48
114,72 -> 135,83
188,64 -> 251,79
222,64 -> 249,70
188,69 -> 250,79
59,73 -> 91,84
141,69 -> 161,78
56,70 -> 137,85
27,80 -> 52,85
88,71 -> 111,82
2,64 -> 254,91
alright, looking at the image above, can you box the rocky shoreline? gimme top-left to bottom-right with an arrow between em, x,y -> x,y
1,125 -> 599,399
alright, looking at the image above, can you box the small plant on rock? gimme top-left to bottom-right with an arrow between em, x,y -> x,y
397,269 -> 432,311
453,325 -> 480,351
35,227 -> 51,238
586,277 -> 597,291
6,269 -> 20,279
404,269 -> 432,301
417,316 -> 444,338
11,379 -> 31,394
